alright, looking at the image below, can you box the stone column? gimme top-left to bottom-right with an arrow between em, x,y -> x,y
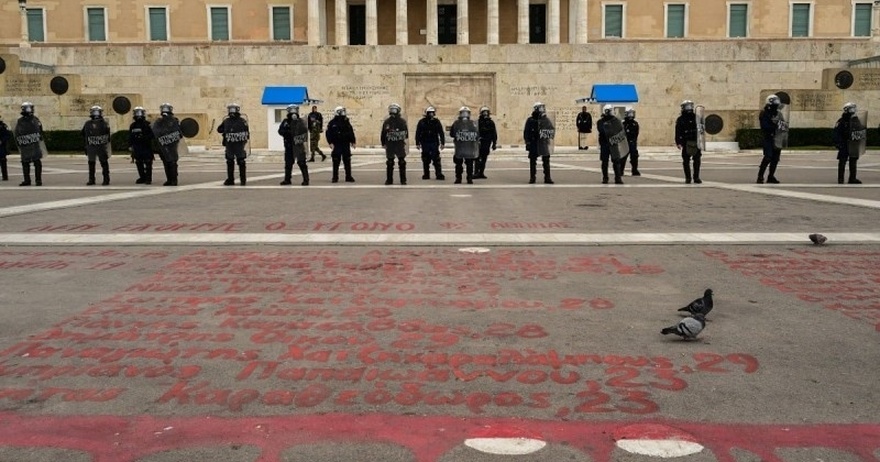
547,0 -> 560,43
873,1 -> 880,42
335,0 -> 347,45
576,0 -> 588,43
19,5 -> 30,48
487,0 -> 499,44
457,0 -> 469,44
396,0 -> 408,44
308,0 -> 322,45
366,0 -> 378,45
426,0 -> 438,44
517,0 -> 529,43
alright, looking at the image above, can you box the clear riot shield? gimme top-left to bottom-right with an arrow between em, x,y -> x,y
695,105 -> 707,152
848,110 -> 868,160
534,113 -> 556,157
606,116 -> 629,162
152,117 -> 189,162
773,105 -> 790,150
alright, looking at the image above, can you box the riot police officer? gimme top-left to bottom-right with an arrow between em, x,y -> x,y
152,103 -> 183,186
0,114 -> 11,181
381,103 -> 409,185
129,106 -> 154,185
622,107 -> 641,176
217,103 -> 250,186
523,102 -> 555,184
13,102 -> 45,187
415,106 -> 446,180
833,102 -> 864,184
475,106 -> 497,179
757,94 -> 784,184
325,106 -> 357,183
450,106 -> 480,184
278,104 -> 310,186
81,105 -> 112,186
675,100 -> 702,184
307,105 -> 326,162
597,104 -> 624,184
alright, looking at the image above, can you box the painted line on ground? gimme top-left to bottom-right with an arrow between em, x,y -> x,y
0,232 -> 878,246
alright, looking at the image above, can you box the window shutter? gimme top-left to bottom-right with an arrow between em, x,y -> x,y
605,5 -> 622,37
854,3 -> 872,37
26,9 -> 44,42
211,8 -> 229,41
87,8 -> 106,41
729,4 -> 747,38
791,4 -> 810,37
667,4 -> 685,38
149,8 -> 168,41
273,7 -> 291,41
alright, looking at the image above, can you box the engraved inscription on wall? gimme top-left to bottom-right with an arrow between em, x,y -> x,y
404,74 -> 495,121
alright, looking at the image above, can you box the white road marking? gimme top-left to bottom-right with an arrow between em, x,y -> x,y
615,439 -> 704,458
464,438 -> 547,455
1,232 -> 879,246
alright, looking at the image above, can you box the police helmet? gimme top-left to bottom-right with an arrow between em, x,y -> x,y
227,103 -> 241,115
625,107 -> 635,118
160,103 -> 174,116
334,106 -> 346,117
388,103 -> 401,116
479,106 -> 490,117
766,94 -> 781,106
533,102 -> 546,114
458,106 -> 471,119
602,104 -> 613,115
425,106 -> 436,117
133,106 -> 147,118
20,102 -> 34,115
680,100 -> 694,112
843,102 -> 857,114
90,105 -> 104,118
286,104 -> 300,117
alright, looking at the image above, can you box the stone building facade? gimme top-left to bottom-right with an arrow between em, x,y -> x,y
0,1 -> 879,149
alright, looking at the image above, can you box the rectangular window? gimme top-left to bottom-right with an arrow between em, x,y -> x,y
86,7 -> 107,42
728,3 -> 748,38
437,4 -> 457,44
529,4 -> 547,43
853,3 -> 872,37
666,4 -> 686,38
210,6 -> 230,41
603,4 -> 623,38
26,8 -> 45,42
791,3 -> 811,37
271,6 -> 292,41
148,7 -> 168,41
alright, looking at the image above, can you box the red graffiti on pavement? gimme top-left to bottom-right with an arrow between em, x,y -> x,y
0,413 -> 877,462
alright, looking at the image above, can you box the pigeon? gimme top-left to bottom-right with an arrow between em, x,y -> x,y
677,289 -> 713,317
809,233 -> 827,245
661,314 -> 706,340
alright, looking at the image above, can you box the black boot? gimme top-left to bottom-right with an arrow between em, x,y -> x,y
399,161 -> 407,185
100,159 -> 110,186
767,161 -> 780,184
434,159 -> 445,181
331,157 -> 340,183
683,161 -> 692,184
308,153 -> 315,163
848,158 -> 861,184
87,161 -> 97,185
542,156 -> 554,184
168,162 -> 178,186
162,161 -> 173,186
300,161 -> 310,186
238,160 -> 247,186
144,161 -> 152,184
838,159 -> 846,184
224,161 -> 235,186
422,162 -> 430,180
631,156 -> 640,176
343,157 -> 355,182
33,160 -> 42,186
135,159 -> 146,184
385,162 -> 394,185
601,159 -> 609,184
757,158 -> 769,184
454,162 -> 463,184
619,155 -> 629,176
529,158 -> 537,184
466,160 -> 474,184
1,158 -> 8,181
613,161 -> 624,184
19,162 -> 31,186
693,157 -> 702,184
281,162 -> 293,185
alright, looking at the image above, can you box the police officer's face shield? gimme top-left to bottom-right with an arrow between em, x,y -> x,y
336,109 -> 347,117
90,109 -> 103,119
228,106 -> 241,117
845,105 -> 858,115
21,105 -> 34,116
160,105 -> 173,117
681,103 -> 694,113
459,110 -> 471,120
480,110 -> 490,118
535,105 -> 546,116
426,111 -> 435,119
625,110 -> 635,119
287,106 -> 300,119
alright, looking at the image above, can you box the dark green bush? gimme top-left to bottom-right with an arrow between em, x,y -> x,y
735,128 -> 880,149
